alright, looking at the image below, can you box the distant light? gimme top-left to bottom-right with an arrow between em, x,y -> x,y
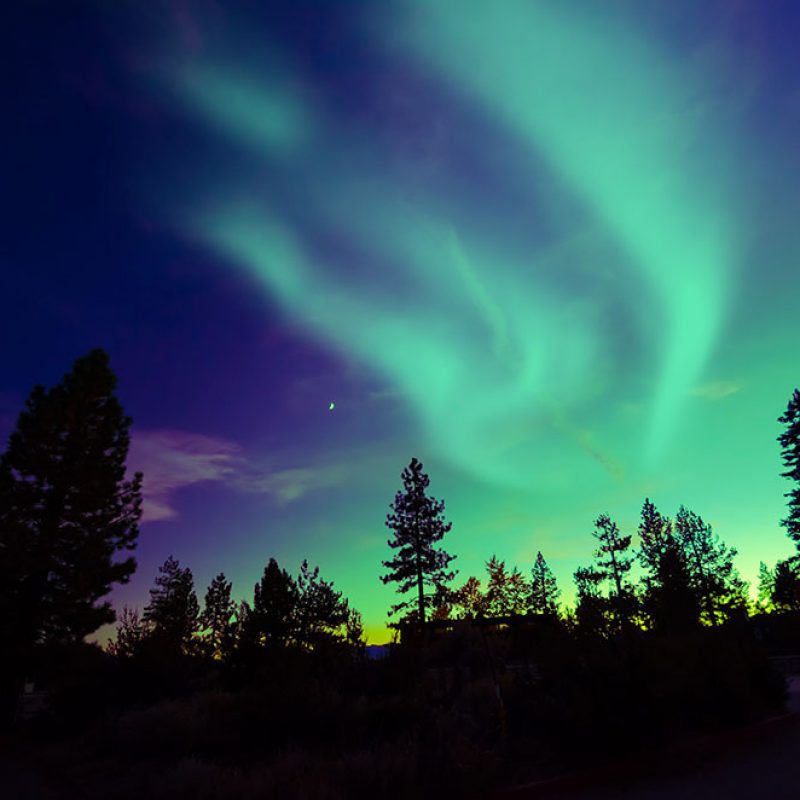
329,401 -> 335,411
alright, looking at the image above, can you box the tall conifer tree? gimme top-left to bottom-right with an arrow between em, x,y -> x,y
529,551 -> 560,617
143,556 -> 199,652
0,349 -> 142,651
295,559 -> 349,648
485,555 -> 513,617
453,576 -> 487,619
381,458 -> 456,626
508,566 -> 530,615
246,557 -> 299,647
637,499 -> 698,632
200,572 -> 235,659
674,506 -> 747,625
638,499 -> 673,576
591,514 -> 635,627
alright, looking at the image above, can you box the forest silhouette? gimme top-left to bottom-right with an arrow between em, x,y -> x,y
1,351 -> 800,798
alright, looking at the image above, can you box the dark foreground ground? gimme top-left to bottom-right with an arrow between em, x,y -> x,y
3,678 -> 799,800
510,676 -> 800,800
561,715 -> 800,799
0,760 -> 59,800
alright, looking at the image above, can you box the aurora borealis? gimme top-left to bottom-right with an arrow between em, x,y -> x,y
2,2 -> 800,641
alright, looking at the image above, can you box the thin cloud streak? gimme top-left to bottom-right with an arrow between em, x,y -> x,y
690,381 -> 743,400
232,464 -> 349,504
128,429 -> 345,522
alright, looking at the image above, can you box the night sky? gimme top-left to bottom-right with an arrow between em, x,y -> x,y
2,1 -> 799,642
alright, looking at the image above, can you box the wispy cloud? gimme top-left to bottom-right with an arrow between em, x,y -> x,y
690,381 -> 743,400
128,429 -> 345,522
233,465 -> 347,504
128,430 -> 243,521
367,387 -> 404,402
571,429 -> 625,483
550,408 -> 625,483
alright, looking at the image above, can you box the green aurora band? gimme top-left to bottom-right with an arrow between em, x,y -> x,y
172,2 -> 737,486
381,0 -> 738,457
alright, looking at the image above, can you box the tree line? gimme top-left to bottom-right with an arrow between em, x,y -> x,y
1,349 -> 799,688
0,350 -> 369,719
382,474 -> 754,632
109,555 -> 365,661
379,400 -> 800,636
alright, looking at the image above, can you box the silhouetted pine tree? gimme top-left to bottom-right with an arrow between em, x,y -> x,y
508,567 -> 530,615
430,599 -> 453,621
345,608 -> 366,653
573,566 -> 607,633
638,499 -> 672,576
453,576 -> 487,619
529,551 -> 560,618
757,561 -> 776,613
675,506 -> 747,625
143,556 -> 199,653
657,546 -> 699,632
381,458 -> 456,626
772,559 -> 800,612
778,389 -> 800,548
245,557 -> 299,647
0,349 -> 142,652
295,560 -> 349,648
107,606 -> 149,658
485,555 -> 513,616
591,514 -> 636,628
200,572 -> 235,659
226,599 -> 251,657
638,500 -> 698,632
